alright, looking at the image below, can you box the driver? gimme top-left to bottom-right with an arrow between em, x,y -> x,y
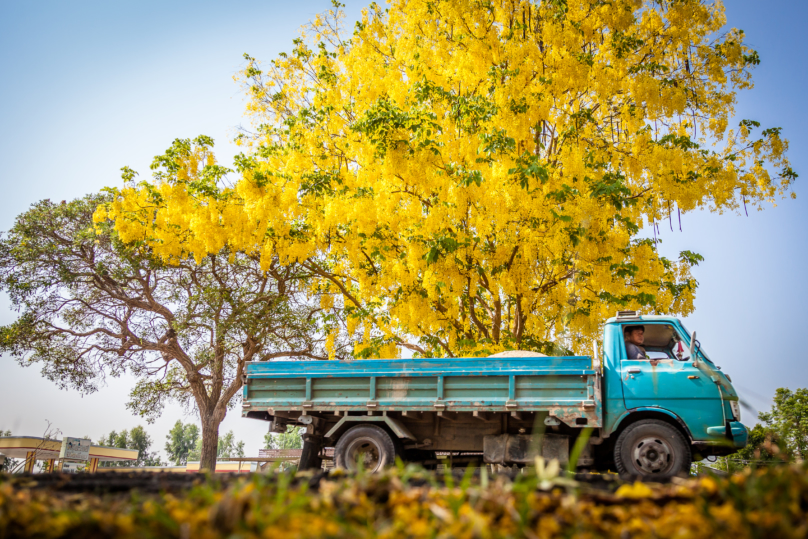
624,325 -> 647,359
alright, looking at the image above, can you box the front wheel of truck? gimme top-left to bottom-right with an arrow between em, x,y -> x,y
614,419 -> 691,480
334,424 -> 397,472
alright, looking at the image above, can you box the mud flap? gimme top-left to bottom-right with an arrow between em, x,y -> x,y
299,435 -> 323,470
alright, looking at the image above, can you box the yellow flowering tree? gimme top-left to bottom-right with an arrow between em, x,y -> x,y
99,0 -> 795,358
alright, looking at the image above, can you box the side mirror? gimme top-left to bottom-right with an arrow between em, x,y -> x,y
689,331 -> 698,366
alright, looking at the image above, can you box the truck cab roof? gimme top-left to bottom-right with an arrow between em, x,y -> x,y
604,313 -> 682,326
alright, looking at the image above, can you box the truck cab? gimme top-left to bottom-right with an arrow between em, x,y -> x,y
601,311 -> 747,474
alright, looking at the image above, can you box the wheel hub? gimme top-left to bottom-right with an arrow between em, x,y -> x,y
633,437 -> 674,474
345,437 -> 382,472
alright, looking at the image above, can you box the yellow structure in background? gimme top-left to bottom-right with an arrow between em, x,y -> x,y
98,451 -> 318,473
0,442 -> 312,474
0,436 -> 138,472
99,460 -> 268,474
97,465 -> 188,473
185,460 -> 254,473
98,449 -> 312,473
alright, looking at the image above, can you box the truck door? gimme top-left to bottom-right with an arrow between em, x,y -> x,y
620,323 -> 724,439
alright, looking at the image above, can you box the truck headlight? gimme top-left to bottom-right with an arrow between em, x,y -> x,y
730,401 -> 741,421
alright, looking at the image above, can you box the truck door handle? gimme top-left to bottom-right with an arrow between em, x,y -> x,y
688,375 -> 699,380
627,367 -> 641,373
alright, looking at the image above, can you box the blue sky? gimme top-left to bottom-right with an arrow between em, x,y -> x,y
0,0 -> 806,460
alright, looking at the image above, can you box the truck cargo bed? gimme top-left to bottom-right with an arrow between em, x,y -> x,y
243,356 -> 602,426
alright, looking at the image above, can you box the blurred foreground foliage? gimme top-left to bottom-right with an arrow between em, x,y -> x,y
2,463 -> 808,539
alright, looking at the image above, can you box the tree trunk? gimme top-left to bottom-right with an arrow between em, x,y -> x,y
199,414 -> 221,472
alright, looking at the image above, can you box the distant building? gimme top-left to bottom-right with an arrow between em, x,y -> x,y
0,436 -> 138,473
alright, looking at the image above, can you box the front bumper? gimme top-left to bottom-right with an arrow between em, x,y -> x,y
705,421 -> 748,448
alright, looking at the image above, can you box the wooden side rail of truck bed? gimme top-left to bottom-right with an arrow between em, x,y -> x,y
242,356 -> 602,427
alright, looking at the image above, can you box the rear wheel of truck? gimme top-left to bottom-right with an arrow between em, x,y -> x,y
614,419 -> 690,480
334,424 -> 397,472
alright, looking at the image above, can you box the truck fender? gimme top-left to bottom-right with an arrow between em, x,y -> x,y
324,415 -> 417,442
610,408 -> 694,443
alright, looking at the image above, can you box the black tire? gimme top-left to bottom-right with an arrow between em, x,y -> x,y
334,424 -> 397,472
614,419 -> 691,480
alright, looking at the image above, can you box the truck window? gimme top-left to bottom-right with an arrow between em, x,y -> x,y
672,335 -> 691,361
621,323 -> 679,360
668,327 -> 708,361
671,325 -> 713,363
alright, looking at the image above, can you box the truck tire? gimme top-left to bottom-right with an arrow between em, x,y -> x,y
334,424 -> 397,472
614,419 -> 690,480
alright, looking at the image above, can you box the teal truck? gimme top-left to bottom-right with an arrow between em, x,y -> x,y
242,311 -> 747,479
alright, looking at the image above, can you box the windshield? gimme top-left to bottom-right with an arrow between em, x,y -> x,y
677,323 -> 712,363
696,344 -> 712,363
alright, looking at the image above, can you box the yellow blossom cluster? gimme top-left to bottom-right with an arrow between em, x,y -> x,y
97,0 -> 795,358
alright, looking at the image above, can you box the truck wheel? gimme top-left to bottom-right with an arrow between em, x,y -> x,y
614,419 -> 690,480
334,424 -> 397,472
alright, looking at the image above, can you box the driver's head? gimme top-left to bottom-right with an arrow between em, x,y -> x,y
624,325 -> 645,345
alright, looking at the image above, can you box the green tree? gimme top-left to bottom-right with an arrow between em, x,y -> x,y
98,426 -> 163,467
758,388 -> 808,461
187,429 -> 244,462
165,421 -> 200,466
264,426 -> 303,450
97,430 -> 128,468
735,424 -> 786,463
216,431 -> 245,460
129,426 -> 163,466
0,193 -> 326,471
